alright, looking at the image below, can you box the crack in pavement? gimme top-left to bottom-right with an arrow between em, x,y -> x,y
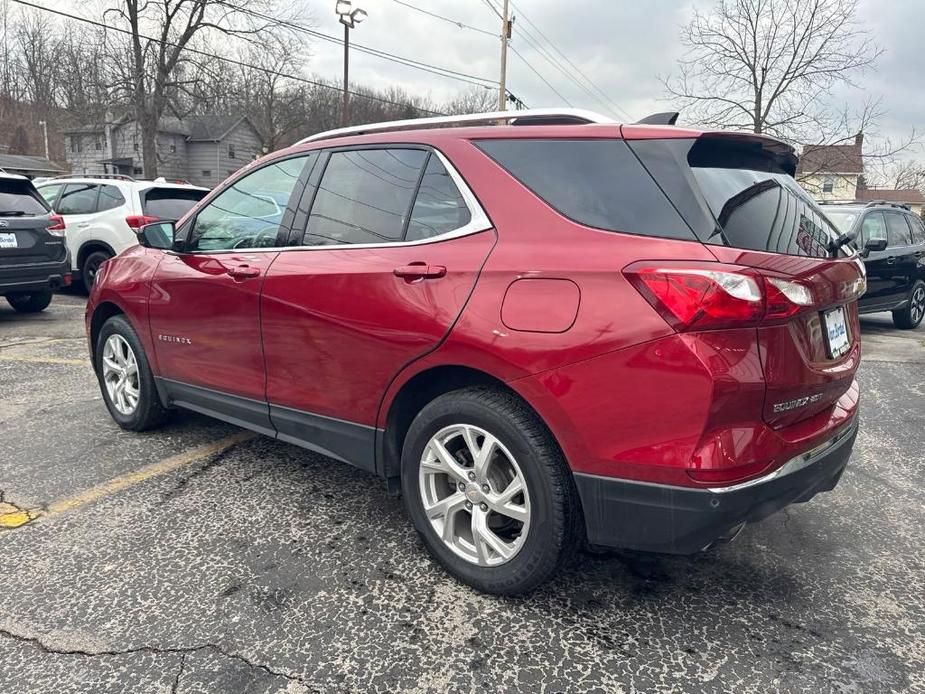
0,624 -> 314,693
0,490 -> 38,530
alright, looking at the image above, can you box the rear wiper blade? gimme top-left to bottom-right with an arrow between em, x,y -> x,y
0,211 -> 28,216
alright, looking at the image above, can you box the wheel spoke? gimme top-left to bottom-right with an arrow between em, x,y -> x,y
423,438 -> 470,483
469,428 -> 498,479
485,477 -> 528,523
471,509 -> 513,564
424,491 -> 466,521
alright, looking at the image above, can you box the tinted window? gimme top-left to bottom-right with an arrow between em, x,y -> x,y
143,188 -> 207,220
406,155 -> 471,241
58,183 -> 99,215
475,139 -> 694,240
37,183 -> 63,207
97,185 -> 125,212
909,215 -> 925,244
190,156 -> 311,251
0,179 -> 49,216
884,212 -> 912,247
860,212 -> 887,244
303,149 -> 427,246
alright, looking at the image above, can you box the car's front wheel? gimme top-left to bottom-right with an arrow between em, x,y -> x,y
893,279 -> 925,330
6,290 -> 53,313
95,315 -> 169,431
401,387 -> 580,595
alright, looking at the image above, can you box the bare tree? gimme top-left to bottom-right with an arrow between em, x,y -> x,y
101,0 -> 300,177
445,86 -> 498,115
664,0 -> 880,142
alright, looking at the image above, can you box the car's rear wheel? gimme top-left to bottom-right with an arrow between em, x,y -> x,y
82,250 -> 112,291
95,315 -> 169,431
6,290 -> 53,313
401,387 -> 580,595
893,280 -> 925,330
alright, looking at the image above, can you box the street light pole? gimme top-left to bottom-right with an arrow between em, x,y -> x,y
498,0 -> 511,111
37,120 -> 49,160
335,1 -> 367,128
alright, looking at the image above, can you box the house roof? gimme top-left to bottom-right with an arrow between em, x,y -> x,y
186,115 -> 249,141
856,188 -> 925,205
796,143 -> 864,175
0,154 -> 66,173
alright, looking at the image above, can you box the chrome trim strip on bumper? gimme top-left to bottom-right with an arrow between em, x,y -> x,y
707,418 -> 858,494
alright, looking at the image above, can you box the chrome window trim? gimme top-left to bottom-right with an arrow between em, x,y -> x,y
175,147 -> 492,255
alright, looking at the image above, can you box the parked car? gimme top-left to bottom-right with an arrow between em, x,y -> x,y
822,201 -> 925,329
36,176 -> 209,289
0,173 -> 70,313
85,109 -> 864,594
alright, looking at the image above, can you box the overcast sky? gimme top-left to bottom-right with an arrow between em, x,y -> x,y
301,0 -> 923,157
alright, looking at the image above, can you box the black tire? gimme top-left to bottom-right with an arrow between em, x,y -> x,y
892,279 -> 925,330
94,315 -> 170,431
401,386 -> 581,595
6,290 -> 53,313
82,250 -> 111,291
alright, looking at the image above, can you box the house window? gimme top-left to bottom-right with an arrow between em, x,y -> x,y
133,167 -> 143,175
133,140 -> 139,152
170,141 -> 177,153
94,137 -> 102,151
202,170 -> 212,178
70,136 -> 82,153
228,143 -> 236,159
822,176 -> 835,194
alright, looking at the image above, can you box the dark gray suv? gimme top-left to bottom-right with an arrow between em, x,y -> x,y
823,201 -> 925,329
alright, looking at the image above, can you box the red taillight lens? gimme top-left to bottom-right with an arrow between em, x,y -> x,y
47,214 -> 65,235
624,263 -> 816,331
125,214 -> 160,230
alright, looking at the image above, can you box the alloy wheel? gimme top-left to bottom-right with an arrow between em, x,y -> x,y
418,424 -> 531,567
102,334 -> 140,415
912,286 -> 925,325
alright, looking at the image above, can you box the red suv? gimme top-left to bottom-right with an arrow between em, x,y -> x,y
86,110 -> 863,594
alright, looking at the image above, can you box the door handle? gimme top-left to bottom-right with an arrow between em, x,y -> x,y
227,264 -> 261,280
886,256 -> 896,265
393,263 -> 447,281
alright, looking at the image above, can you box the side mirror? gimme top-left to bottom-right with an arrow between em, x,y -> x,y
861,237 -> 888,257
137,221 -> 175,250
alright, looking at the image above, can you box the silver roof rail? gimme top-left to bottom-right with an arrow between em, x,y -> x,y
298,108 -> 616,144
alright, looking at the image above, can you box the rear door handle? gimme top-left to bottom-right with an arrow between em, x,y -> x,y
886,256 -> 896,265
227,264 -> 261,280
393,263 -> 447,281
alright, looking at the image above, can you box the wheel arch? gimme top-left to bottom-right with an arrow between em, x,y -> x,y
77,240 -> 117,273
88,300 -> 127,366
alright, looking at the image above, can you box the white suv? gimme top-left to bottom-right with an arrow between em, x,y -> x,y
36,176 -> 209,288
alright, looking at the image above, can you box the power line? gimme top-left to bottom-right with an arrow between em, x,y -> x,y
10,0 -> 447,116
387,0 -> 496,38
508,44 -> 573,107
219,1 -> 498,89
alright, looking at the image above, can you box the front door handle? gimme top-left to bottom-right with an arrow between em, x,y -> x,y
393,263 -> 447,281
886,256 -> 896,265
227,264 -> 261,280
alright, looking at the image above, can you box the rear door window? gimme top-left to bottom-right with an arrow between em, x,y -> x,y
37,183 -> 63,208
475,139 -> 694,240
97,185 -> 126,212
0,179 -> 49,216
303,148 -> 427,246
908,215 -> 925,244
58,183 -> 99,215
884,212 -> 912,247
143,188 -> 208,220
406,155 -> 471,241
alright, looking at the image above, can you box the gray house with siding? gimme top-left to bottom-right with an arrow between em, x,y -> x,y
63,113 -> 263,188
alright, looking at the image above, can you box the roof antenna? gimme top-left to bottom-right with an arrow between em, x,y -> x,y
636,112 -> 680,126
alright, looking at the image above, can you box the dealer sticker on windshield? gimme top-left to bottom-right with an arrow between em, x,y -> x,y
824,306 -> 850,359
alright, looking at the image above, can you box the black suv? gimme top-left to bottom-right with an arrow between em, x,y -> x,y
0,173 -> 70,313
823,201 -> 925,329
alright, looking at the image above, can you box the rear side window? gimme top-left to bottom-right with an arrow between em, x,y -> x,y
475,139 -> 694,240
406,155 -> 471,241
143,188 -> 207,220
884,212 -> 912,247
58,183 -> 99,215
303,148 -> 427,246
909,215 -> 925,244
97,185 -> 126,212
0,179 -> 49,216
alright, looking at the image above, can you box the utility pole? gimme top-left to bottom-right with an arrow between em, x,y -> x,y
498,0 -> 511,111
342,22 -> 350,126
38,120 -> 49,160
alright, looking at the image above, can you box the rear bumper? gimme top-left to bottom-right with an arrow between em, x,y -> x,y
574,416 -> 858,554
0,259 -> 70,294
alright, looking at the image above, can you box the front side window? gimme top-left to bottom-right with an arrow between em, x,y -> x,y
406,155 -> 471,241
860,212 -> 887,245
884,212 -> 912,247
57,183 -> 99,215
303,148 -> 427,246
188,155 -> 312,251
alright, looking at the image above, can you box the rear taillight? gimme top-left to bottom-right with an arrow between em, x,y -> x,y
624,262 -> 816,331
125,214 -> 160,230
47,214 -> 66,236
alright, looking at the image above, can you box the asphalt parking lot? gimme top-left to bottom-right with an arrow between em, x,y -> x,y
1,293 -> 923,694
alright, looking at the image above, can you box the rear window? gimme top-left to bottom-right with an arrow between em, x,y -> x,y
0,179 -> 49,216
142,188 -> 208,220
631,138 -> 844,258
474,139 -> 695,240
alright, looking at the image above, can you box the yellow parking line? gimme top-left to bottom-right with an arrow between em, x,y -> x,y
0,432 -> 254,532
0,355 -> 90,366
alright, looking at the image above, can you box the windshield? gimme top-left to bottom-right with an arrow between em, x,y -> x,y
823,210 -> 860,235
0,180 -> 49,216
